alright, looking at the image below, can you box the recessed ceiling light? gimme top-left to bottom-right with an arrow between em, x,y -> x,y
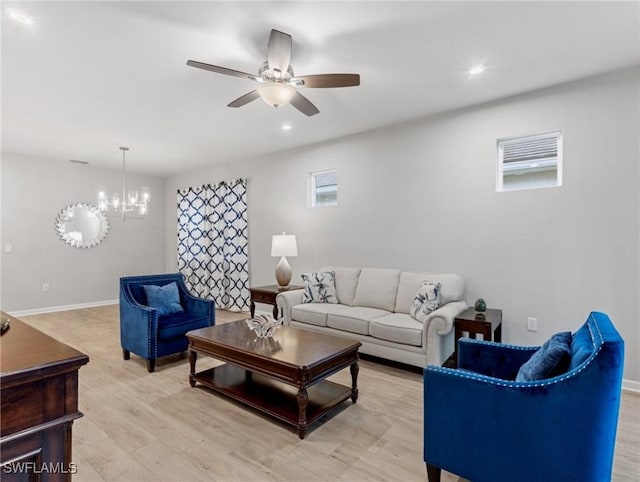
468,64 -> 486,76
5,7 -> 36,26
281,123 -> 292,131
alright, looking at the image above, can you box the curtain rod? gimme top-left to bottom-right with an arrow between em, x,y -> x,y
178,178 -> 247,195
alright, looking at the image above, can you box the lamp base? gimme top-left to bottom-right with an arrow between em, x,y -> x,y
275,256 -> 292,288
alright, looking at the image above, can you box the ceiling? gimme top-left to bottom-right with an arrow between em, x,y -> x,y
2,1 -> 638,177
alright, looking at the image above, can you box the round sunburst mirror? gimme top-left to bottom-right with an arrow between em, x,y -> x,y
55,202 -> 110,249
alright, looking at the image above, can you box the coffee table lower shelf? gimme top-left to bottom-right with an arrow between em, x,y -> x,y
192,364 -> 353,435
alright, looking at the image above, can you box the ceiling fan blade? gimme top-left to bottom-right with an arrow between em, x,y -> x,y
293,74 -> 360,88
227,90 -> 261,108
290,91 -> 319,117
267,29 -> 292,74
186,60 -> 258,81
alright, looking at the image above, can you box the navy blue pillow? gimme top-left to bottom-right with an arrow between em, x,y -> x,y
516,331 -> 572,382
142,282 -> 184,316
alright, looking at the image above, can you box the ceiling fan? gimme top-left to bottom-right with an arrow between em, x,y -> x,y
187,29 -> 360,117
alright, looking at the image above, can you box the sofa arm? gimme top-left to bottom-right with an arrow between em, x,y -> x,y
276,289 -> 304,324
423,300 -> 467,338
422,300 -> 467,365
457,338 -> 538,380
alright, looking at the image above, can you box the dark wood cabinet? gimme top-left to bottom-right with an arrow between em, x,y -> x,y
0,312 -> 89,481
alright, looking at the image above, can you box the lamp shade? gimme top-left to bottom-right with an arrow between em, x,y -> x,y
271,233 -> 298,257
258,82 -> 296,108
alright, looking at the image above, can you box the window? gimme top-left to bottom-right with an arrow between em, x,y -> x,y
309,169 -> 337,207
497,130 -> 562,192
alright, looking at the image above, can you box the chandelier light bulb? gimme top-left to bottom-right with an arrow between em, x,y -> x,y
128,190 -> 139,205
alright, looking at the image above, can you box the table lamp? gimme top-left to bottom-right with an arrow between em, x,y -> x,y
271,232 -> 298,288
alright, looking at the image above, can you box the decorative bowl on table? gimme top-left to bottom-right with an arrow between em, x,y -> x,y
245,314 -> 283,338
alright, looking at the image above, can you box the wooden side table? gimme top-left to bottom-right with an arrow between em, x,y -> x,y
250,284 -> 304,319
445,307 -> 503,368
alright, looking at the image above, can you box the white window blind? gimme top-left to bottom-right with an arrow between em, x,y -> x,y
497,131 -> 562,191
309,169 -> 337,207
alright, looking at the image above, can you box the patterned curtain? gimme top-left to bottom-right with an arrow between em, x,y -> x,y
177,179 -> 249,311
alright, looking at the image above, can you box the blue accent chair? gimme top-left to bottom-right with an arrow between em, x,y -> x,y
424,311 -> 624,482
120,273 -> 215,372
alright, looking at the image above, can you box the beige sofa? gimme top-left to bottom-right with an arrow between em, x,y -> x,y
276,266 -> 467,367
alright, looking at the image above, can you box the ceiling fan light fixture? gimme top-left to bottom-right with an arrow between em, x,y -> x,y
257,82 -> 296,108
186,29 -> 359,116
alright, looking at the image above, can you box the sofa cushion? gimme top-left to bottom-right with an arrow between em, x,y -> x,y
353,268 -> 401,311
143,282 -> 184,316
410,281 -> 441,322
395,272 -> 464,313
370,313 -> 423,347
319,266 -> 361,306
327,307 -> 389,335
301,271 -> 338,304
291,303 -> 347,327
516,332 -> 572,382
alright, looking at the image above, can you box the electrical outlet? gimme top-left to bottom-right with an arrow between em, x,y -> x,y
4,244 -> 13,253
42,283 -> 50,292
527,317 -> 538,332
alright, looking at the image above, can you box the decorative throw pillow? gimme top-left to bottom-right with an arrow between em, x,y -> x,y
301,271 -> 338,304
516,331 -> 572,382
142,282 -> 184,316
410,281 -> 441,322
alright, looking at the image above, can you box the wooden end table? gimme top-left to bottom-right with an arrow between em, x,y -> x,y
444,307 -> 503,368
250,284 -> 304,319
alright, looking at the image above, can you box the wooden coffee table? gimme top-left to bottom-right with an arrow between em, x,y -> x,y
186,320 -> 361,439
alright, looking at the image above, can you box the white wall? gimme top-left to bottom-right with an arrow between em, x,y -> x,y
1,152 -> 166,312
165,68 -> 639,383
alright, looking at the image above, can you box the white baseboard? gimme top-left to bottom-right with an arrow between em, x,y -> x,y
622,379 -> 640,394
9,299 -> 118,317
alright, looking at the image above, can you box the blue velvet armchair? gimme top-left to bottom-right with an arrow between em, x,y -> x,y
424,311 -> 624,482
120,273 -> 215,372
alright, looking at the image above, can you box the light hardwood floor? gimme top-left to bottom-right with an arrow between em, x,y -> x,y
19,305 -> 639,482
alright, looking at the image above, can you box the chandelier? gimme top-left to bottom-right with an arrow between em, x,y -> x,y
97,147 -> 149,220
